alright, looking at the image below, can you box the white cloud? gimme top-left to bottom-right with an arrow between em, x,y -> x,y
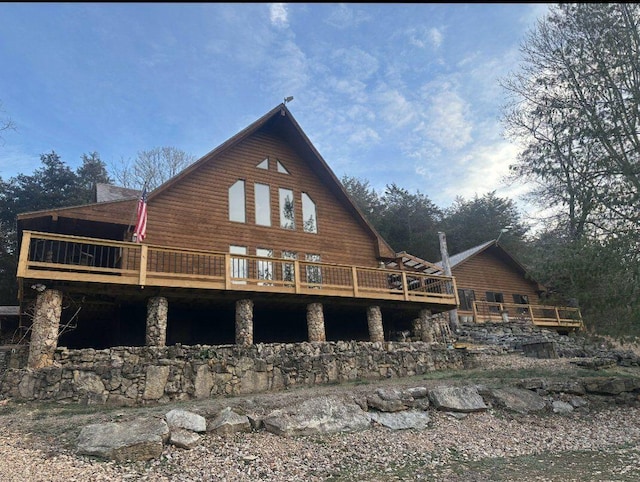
331,47 -> 379,79
266,40 -> 311,95
375,87 -> 417,129
429,28 -> 443,48
348,126 -> 380,146
269,3 -> 289,28
409,26 -> 444,49
444,140 -> 520,200
325,4 -> 370,29
420,82 -> 473,151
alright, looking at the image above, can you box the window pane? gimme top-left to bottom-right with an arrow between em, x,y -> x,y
257,158 -> 269,170
230,245 -> 247,284
256,248 -> 273,285
305,253 -> 322,285
282,250 -> 297,284
228,180 -> 245,223
279,188 -> 295,230
301,193 -> 317,233
458,289 -> 475,311
255,183 -> 271,226
277,160 -> 290,174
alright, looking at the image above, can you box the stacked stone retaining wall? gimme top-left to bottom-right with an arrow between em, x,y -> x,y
0,341 -> 465,405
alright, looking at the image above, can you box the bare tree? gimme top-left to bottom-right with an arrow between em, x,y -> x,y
502,4 -> 640,239
0,101 -> 15,143
110,146 -> 196,190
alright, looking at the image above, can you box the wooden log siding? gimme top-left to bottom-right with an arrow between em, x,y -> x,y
17,231 -> 458,307
451,248 -> 542,307
145,131 -> 381,267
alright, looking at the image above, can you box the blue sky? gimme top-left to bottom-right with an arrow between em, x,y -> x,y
0,3 -> 549,212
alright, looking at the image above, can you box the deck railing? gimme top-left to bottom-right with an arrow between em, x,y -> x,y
462,300 -> 583,330
17,231 -> 459,306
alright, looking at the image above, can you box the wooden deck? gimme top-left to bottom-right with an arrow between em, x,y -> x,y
17,231 -> 459,308
460,300 -> 583,331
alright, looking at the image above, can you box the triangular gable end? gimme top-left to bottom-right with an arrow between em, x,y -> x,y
146,103 -> 395,259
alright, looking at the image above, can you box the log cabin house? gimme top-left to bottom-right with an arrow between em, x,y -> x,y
15,104 -> 458,360
435,240 -> 583,332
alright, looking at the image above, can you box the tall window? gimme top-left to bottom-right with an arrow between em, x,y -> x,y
228,180 -> 245,223
301,193 -> 318,233
305,253 -> 322,285
279,188 -> 295,230
254,183 -> 271,226
256,248 -> 273,286
230,245 -> 247,284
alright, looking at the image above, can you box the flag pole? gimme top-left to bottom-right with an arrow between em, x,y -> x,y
129,184 -> 148,242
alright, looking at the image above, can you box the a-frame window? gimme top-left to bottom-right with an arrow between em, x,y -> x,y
276,160 -> 290,174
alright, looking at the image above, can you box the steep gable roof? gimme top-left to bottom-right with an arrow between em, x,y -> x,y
436,239 -> 545,291
95,183 -> 140,203
435,239 -> 496,270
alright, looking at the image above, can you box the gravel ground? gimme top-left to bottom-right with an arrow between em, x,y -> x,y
1,354 -> 640,482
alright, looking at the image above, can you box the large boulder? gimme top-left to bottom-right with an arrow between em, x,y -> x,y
169,428 -> 201,449
263,396 -> 371,436
487,388 -> 547,413
428,385 -> 487,413
208,407 -> 251,435
369,410 -> 430,430
165,409 -> 206,433
77,417 -> 169,462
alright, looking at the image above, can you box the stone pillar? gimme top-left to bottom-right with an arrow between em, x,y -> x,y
235,299 -> 254,346
411,318 -> 423,341
419,308 -> 433,343
27,289 -> 63,369
307,302 -> 326,342
146,296 -> 168,347
367,305 -> 384,342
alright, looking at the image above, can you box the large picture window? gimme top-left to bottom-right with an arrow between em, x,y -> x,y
301,192 -> 317,233
254,183 -> 271,226
279,188 -> 295,230
228,180 -> 245,223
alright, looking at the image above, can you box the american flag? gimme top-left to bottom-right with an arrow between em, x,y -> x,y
133,188 -> 148,243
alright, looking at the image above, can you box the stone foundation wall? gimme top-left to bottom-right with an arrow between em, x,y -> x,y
0,341 -> 465,405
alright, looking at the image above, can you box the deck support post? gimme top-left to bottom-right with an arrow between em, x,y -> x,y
418,309 -> 433,343
27,288 -> 63,369
307,302 -> 326,342
146,296 -> 168,347
235,299 -> 254,346
367,305 -> 384,342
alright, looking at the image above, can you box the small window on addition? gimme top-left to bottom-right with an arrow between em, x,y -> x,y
457,289 -> 475,311
486,291 -> 504,313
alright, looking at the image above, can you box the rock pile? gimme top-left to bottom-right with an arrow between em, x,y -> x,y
75,375 -> 640,462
